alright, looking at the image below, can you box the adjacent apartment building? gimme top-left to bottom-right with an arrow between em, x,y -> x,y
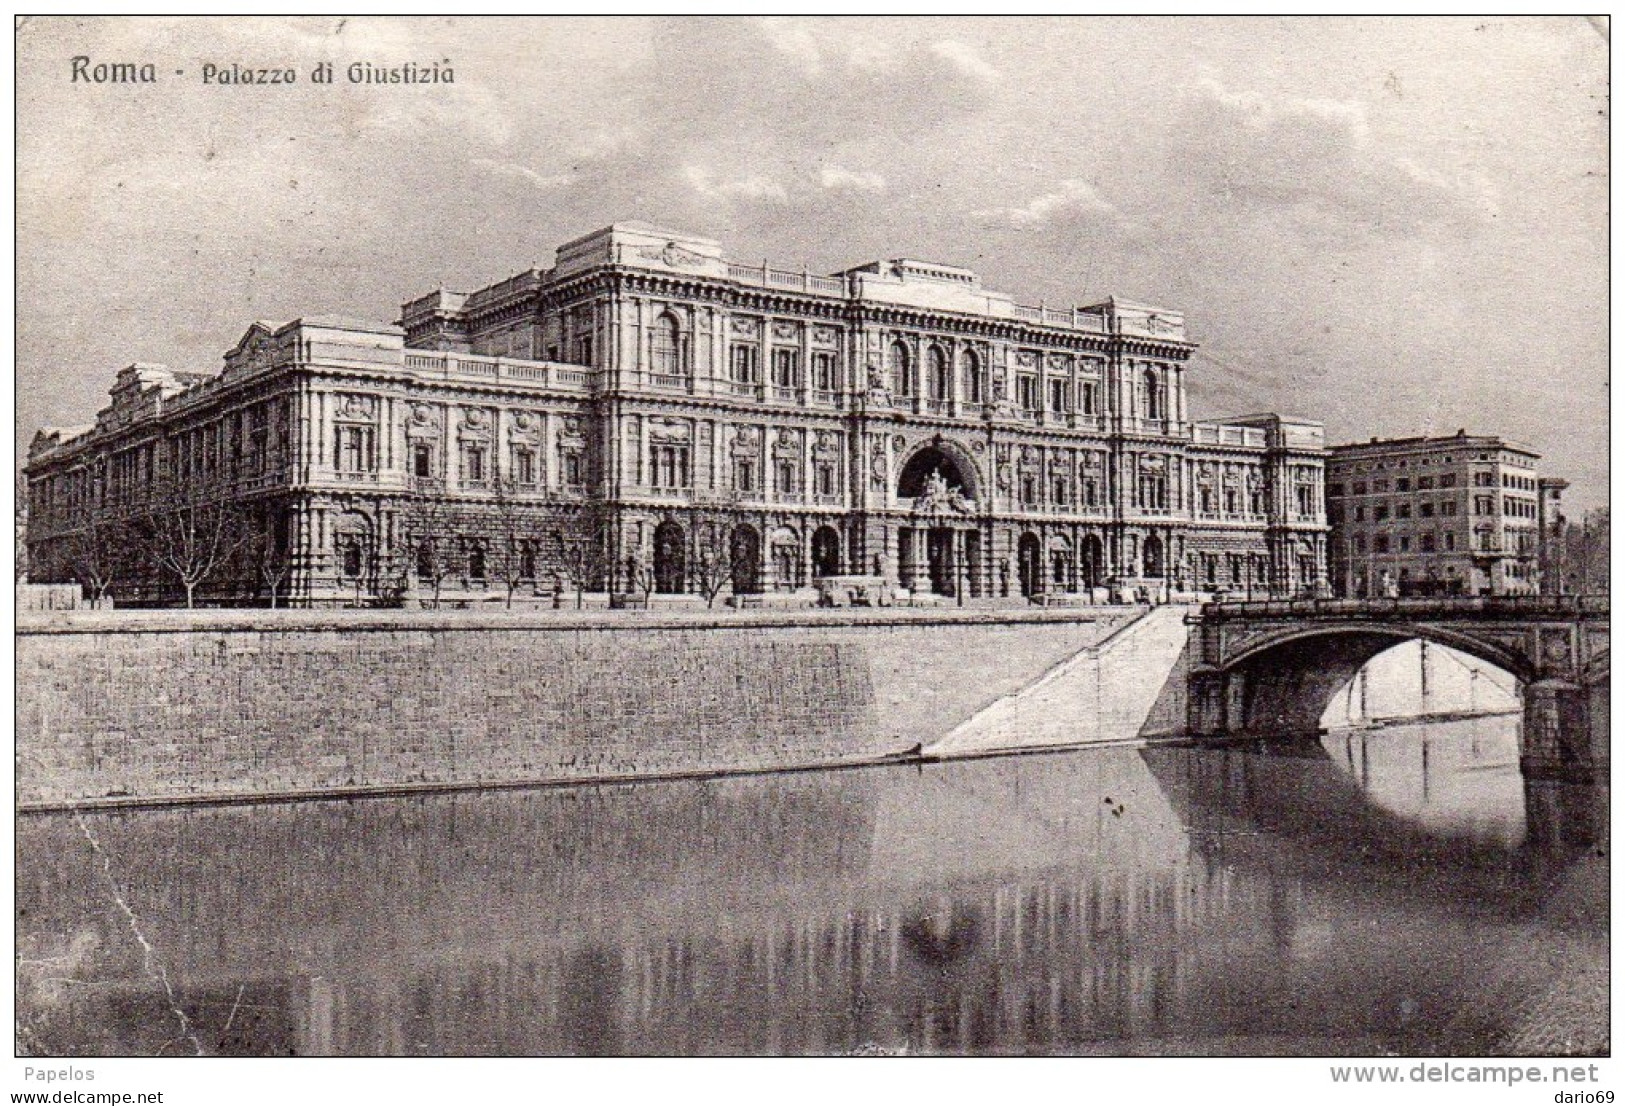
26,223 -> 1329,607
1326,432 -> 1557,598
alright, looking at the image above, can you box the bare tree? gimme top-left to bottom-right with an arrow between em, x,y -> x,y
557,499 -> 609,610
398,492 -> 461,610
138,475 -> 245,609
242,519 -> 293,609
625,553 -> 657,605
487,476 -> 538,609
689,504 -> 738,609
63,510 -> 124,604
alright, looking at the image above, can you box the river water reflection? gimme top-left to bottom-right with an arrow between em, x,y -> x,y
16,714 -> 1607,1056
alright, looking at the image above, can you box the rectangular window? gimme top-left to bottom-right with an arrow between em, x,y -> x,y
1016,375 -> 1039,412
1078,380 -> 1097,415
336,426 -> 376,473
1439,473 -> 1457,488
1374,535 -> 1390,553
815,462 -> 836,497
733,458 -> 757,493
1223,487 -> 1238,514
1352,481 -> 1367,495
1396,478 -> 1410,492
731,344 -> 760,384
463,445 -> 487,484
1400,536 -> 1411,553
650,445 -> 691,489
1419,502 -> 1434,518
1417,476 -> 1434,489
562,450 -> 584,487
1354,505 -> 1366,522
1020,475 -> 1038,507
1048,379 -> 1068,413
512,446 -> 537,485
1444,532 -> 1455,551
575,335 -> 594,366
812,352 -> 836,392
772,348 -> 800,388
1397,503 -> 1411,519
1374,504 -> 1389,521
412,443 -> 434,479
1420,533 -> 1436,553
1328,482 -> 1345,497
1442,501 -> 1458,516
1296,485 -> 1315,515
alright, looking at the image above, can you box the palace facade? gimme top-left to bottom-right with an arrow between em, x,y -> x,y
1326,433 -> 1558,598
26,223 -> 1329,606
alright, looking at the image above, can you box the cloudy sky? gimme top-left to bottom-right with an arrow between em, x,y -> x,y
16,16 -> 1609,509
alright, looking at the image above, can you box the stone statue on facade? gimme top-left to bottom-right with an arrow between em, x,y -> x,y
914,470 -> 973,516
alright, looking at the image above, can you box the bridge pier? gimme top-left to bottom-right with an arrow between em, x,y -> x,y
1522,678 -> 1604,782
1188,670 -> 1242,736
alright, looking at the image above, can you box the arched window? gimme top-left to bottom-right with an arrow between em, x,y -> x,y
651,312 -> 685,377
1144,367 -> 1163,420
961,349 -> 982,404
889,341 -> 913,397
927,346 -> 950,401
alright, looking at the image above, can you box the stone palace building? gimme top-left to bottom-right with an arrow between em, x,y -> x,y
25,223 -> 1329,606
1326,433 -> 1558,598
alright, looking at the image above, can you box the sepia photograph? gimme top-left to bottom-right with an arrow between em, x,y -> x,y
11,13 -> 1610,1097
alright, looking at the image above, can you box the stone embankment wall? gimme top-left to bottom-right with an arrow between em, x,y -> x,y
18,607 -> 1152,809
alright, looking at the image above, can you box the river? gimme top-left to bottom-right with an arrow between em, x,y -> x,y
16,706 -> 1607,1056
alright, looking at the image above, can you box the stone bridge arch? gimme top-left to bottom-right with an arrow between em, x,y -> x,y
1188,598 -> 1610,784
1207,623 -> 1535,738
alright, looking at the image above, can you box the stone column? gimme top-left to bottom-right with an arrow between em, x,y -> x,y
920,526 -> 934,592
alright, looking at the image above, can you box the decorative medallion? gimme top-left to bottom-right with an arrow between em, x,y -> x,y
731,316 -> 761,337
892,434 -> 907,451
772,321 -> 799,341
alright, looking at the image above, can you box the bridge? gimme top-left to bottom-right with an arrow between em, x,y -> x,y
1187,596 -> 1610,782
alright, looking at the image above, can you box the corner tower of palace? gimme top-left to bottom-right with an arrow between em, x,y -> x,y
26,222 -> 1329,606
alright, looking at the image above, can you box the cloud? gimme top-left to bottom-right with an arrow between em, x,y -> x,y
683,165 -> 790,204
1170,76 -> 1491,241
930,39 -> 998,82
818,165 -> 887,193
472,158 -> 574,191
981,179 -> 1115,227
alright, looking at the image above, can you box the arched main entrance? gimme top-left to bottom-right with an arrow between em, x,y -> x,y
729,525 -> 761,595
1017,533 -> 1041,599
653,521 -> 685,594
811,526 -> 841,578
896,445 -> 976,500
